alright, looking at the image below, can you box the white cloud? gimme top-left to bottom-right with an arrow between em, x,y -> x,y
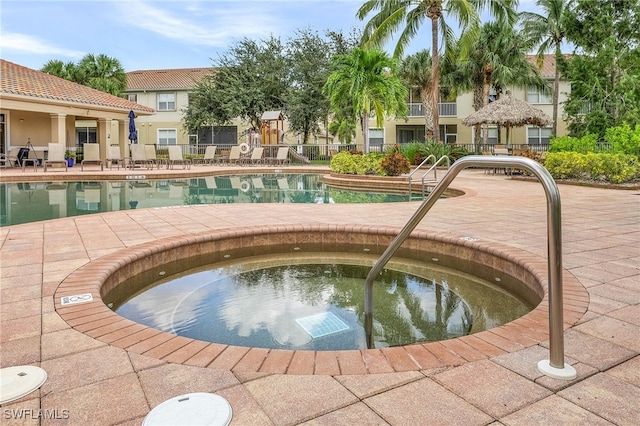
116,1 -> 285,47
0,32 -> 84,58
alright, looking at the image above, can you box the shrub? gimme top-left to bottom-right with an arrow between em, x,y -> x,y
544,152 -> 639,184
549,134 -> 599,153
381,145 -> 411,176
605,123 -> 640,157
330,151 -> 384,175
398,141 -> 470,165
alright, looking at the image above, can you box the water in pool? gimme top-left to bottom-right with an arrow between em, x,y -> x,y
109,254 -> 532,350
0,174 -> 412,226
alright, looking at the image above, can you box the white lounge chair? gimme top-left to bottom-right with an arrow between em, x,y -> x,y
130,145 -> 151,169
243,147 -> 264,166
268,146 -> 289,165
44,143 -> 68,172
81,143 -> 104,171
196,145 -> 217,165
167,145 -> 191,169
107,145 -> 127,170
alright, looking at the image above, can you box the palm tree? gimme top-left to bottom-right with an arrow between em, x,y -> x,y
521,0 -> 570,137
41,59 -> 83,82
357,0 -> 518,142
78,53 -> 127,96
452,21 -> 548,146
323,47 -> 408,153
401,49 -> 435,141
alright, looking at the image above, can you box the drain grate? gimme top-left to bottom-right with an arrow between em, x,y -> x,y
295,312 -> 349,338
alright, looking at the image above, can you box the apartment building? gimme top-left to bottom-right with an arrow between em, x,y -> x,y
124,55 -> 569,150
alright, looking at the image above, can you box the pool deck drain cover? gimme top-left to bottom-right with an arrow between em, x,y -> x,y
0,366 -> 48,404
296,312 -> 349,338
142,392 -> 232,426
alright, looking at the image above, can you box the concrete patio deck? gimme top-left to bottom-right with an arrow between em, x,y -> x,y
1,164 -> 638,425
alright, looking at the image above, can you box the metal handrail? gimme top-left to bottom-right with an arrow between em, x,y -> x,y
364,156 -> 577,380
408,155 -> 435,199
420,155 -> 451,198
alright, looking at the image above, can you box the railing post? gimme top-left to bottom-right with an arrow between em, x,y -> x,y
364,156 -> 577,380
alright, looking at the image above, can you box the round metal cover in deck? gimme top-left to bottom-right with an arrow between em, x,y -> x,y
0,366 -> 48,404
142,392 -> 232,426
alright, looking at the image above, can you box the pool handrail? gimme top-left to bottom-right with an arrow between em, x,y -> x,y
364,155 -> 577,380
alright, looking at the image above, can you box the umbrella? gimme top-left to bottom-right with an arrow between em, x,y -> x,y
128,110 -> 138,143
462,91 -> 552,145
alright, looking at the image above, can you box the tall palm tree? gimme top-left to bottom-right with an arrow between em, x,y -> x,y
401,49 -> 435,141
78,53 -> 127,96
357,0 -> 518,142
41,59 -> 84,82
521,0 -> 570,137
323,48 -> 408,153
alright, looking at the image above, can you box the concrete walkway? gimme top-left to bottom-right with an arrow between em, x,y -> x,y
1,164 -> 638,425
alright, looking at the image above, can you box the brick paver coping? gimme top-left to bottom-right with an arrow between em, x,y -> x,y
54,224 -> 588,375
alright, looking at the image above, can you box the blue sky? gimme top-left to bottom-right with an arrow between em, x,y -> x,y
1,0 -> 542,72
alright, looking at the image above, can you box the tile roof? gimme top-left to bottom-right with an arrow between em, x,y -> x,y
0,59 -> 154,114
126,68 -> 214,91
525,54 -> 569,79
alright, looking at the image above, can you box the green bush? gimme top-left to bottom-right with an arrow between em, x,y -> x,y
605,123 -> 640,157
398,142 -> 470,165
330,151 -> 384,175
544,152 -> 639,184
549,134 -> 599,153
381,145 -> 411,176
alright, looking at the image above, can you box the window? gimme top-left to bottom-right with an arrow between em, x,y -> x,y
527,87 -> 552,104
368,128 -> 384,150
127,94 -> 137,103
158,129 -> 177,145
76,127 -> 97,148
527,127 -> 552,145
157,93 -> 176,111
438,124 -> 458,144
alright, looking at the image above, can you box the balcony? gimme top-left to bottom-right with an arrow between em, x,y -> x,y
407,102 -> 457,117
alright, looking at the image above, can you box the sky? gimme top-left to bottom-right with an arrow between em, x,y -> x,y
1,0 -> 542,73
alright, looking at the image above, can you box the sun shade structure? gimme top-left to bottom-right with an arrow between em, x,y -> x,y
463,91 -> 552,144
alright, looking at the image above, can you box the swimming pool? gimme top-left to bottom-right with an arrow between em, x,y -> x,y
0,174 -> 415,226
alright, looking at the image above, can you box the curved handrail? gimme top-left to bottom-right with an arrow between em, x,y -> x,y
407,155 -> 435,198
364,156 -> 576,380
420,155 -> 451,198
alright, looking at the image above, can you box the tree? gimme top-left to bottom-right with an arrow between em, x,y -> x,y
183,36 -> 289,134
41,54 -> 127,96
285,29 -> 333,144
401,49 -> 435,141
77,54 -> 127,96
521,0 -> 571,136
562,0 -> 640,138
357,0 -> 518,142
323,47 -> 408,153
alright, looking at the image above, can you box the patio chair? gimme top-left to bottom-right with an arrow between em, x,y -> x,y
167,145 -> 192,169
145,144 -> 165,169
1,148 -> 21,168
130,144 -> 152,169
196,145 -> 217,166
226,146 -> 242,166
107,145 -> 127,170
44,143 -> 68,172
268,146 -> 289,165
243,147 -> 264,166
81,143 -> 104,171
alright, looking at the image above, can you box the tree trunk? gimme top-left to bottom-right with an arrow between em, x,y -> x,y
552,47 -> 561,136
482,70 -> 491,145
420,87 -> 434,141
430,16 -> 440,142
362,112 -> 370,153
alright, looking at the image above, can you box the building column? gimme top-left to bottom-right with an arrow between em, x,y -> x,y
118,119 -> 127,158
49,113 -> 67,144
97,118 -> 110,160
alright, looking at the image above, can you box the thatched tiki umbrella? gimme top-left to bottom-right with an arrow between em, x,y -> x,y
463,91 -> 552,146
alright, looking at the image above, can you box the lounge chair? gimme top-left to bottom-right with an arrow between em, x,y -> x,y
226,146 -> 242,165
195,145 -> 217,165
81,143 -> 104,171
107,145 -> 127,170
44,143 -> 68,172
0,148 -> 21,168
144,144 -> 164,169
243,147 -> 264,166
268,146 -> 289,165
167,145 -> 191,169
130,144 -> 151,169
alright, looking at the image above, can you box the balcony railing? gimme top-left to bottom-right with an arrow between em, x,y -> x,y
407,102 -> 457,117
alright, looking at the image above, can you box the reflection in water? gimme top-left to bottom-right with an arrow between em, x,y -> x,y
0,174 -> 411,226
112,259 -> 529,351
